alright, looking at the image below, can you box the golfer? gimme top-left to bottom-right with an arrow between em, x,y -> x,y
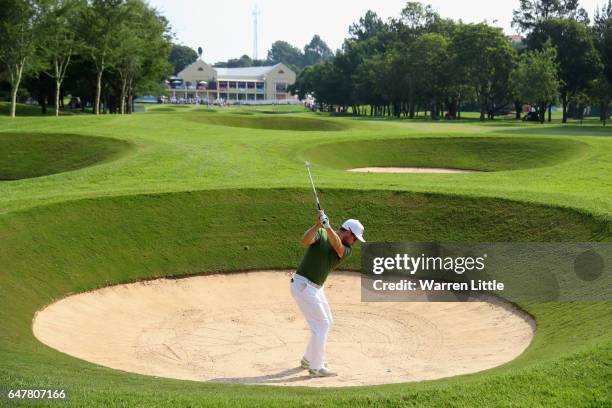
291,210 -> 365,377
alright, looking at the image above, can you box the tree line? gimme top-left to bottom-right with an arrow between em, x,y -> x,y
168,35 -> 334,75
0,0 -> 172,117
293,1 -> 612,124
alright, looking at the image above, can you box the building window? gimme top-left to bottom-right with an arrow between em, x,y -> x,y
228,81 -> 237,88
198,67 -> 204,71
276,82 -> 287,92
247,82 -> 255,89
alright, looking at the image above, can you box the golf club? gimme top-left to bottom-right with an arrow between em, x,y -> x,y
304,161 -> 322,211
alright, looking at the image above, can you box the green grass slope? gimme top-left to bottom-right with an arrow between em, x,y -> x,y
0,133 -> 132,180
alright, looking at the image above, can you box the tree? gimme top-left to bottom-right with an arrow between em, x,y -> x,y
326,10 -> 390,114
452,23 -> 517,121
511,41 -> 561,123
79,0 -> 126,115
512,0 -> 588,33
587,76 -> 612,125
227,55 -> 254,68
408,33 -> 452,119
169,44 -> 197,74
528,18 -> 602,122
303,35 -> 333,66
0,0 -> 44,117
394,1 -> 440,40
214,55 -> 269,68
354,52 -> 392,115
349,10 -> 385,41
267,40 -> 303,70
40,0 -> 84,116
294,60 -> 352,112
592,1 -> 612,124
594,1 -> 612,85
113,0 -> 171,114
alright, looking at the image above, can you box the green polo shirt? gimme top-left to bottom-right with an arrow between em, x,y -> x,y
296,228 -> 352,286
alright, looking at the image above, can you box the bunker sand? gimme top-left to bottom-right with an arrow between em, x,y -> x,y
33,271 -> 534,387
348,167 -> 480,174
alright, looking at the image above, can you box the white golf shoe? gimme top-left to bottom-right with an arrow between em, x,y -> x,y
308,366 -> 337,377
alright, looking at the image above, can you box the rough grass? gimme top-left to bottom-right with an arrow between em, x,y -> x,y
0,104 -> 610,407
0,132 -> 132,180
305,137 -> 590,171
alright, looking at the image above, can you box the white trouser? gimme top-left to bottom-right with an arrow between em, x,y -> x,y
290,274 -> 333,370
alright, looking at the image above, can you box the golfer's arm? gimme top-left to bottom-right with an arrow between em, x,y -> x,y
326,227 -> 345,258
301,224 -> 320,246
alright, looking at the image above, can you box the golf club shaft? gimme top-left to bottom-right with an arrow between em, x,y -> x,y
306,165 -> 322,211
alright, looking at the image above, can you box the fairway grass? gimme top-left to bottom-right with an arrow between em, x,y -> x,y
0,106 -> 610,407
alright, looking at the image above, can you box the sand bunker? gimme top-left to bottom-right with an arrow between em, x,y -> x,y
33,271 -> 534,387
348,167 -> 479,174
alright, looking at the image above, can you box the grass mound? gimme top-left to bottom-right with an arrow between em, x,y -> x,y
305,137 -> 589,171
0,189 -> 610,406
192,114 -> 347,131
0,132 -> 132,180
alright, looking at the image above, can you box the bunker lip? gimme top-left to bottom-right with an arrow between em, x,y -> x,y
33,270 -> 534,387
348,167 -> 482,174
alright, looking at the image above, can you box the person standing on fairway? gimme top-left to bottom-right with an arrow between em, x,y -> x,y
291,210 -> 365,377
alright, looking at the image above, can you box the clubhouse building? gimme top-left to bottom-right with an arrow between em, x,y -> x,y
166,60 -> 297,103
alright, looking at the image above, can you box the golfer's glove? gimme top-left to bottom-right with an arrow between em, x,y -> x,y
319,214 -> 330,229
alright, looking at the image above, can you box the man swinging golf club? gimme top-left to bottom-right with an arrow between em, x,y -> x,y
291,163 -> 365,378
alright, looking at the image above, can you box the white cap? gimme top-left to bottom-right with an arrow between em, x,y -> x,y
341,219 -> 365,242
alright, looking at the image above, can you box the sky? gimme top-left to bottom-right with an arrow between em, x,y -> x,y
147,0 -> 607,63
